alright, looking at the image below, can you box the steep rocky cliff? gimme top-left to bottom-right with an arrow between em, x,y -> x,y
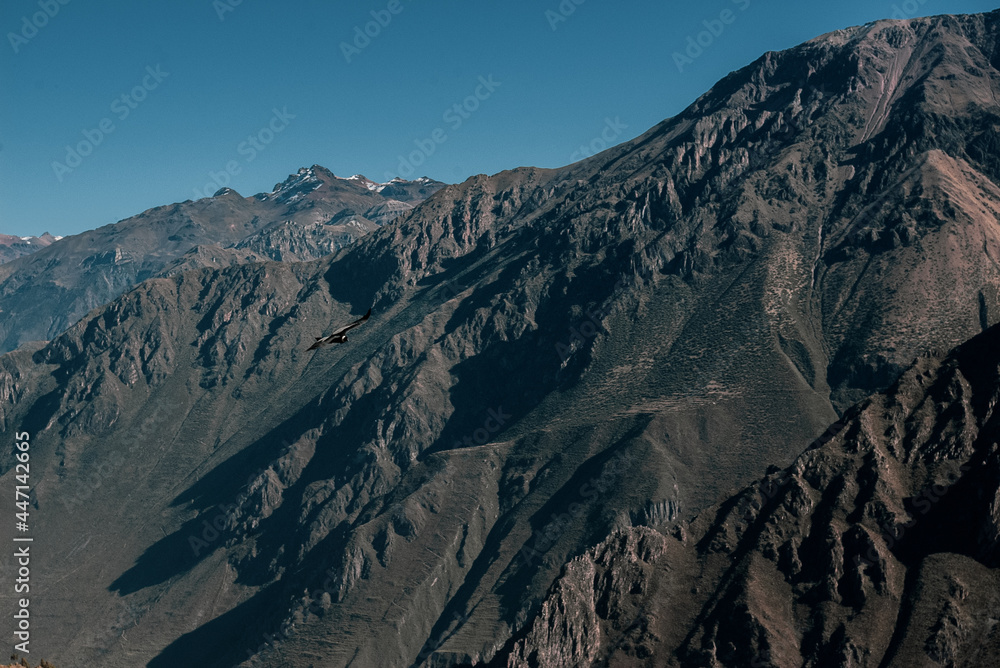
0,10 -> 999,668
501,323 -> 1000,667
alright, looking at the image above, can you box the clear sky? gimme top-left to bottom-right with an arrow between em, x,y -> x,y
1,0 -> 997,237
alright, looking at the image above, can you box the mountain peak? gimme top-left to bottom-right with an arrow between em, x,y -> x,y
6,10 -> 1000,667
0,231 -> 59,264
342,173 -> 386,192
251,165 -> 447,205
259,165 -> 325,202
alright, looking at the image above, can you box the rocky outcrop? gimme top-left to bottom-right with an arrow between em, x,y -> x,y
2,10 -> 1000,668
503,325 -> 1000,667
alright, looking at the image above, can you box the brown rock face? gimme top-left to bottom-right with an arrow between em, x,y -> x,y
502,325 -> 1000,667
3,10 -> 1000,668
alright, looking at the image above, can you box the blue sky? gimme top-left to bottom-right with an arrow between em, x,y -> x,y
1,0 -> 997,237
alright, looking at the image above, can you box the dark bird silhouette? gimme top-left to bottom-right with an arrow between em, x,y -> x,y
307,308 -> 371,350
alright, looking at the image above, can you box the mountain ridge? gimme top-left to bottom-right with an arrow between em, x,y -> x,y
0,169 -> 445,353
0,232 -> 59,265
1,10 -> 1000,667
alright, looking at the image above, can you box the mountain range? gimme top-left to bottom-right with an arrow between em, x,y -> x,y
501,321 -> 1000,666
1,9 -> 999,668
0,232 -> 59,265
0,168 -> 444,353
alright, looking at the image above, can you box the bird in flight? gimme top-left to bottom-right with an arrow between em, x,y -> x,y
308,308 -> 371,350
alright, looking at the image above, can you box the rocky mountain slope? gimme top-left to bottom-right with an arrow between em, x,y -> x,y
1,9 -> 1000,668
0,168 -> 444,353
0,232 -> 58,264
500,322 -> 1000,667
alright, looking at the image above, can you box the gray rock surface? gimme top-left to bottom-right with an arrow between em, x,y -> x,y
1,10 -> 999,668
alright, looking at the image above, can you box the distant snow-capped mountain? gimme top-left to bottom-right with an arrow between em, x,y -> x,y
0,165 -> 445,352
0,232 -> 60,264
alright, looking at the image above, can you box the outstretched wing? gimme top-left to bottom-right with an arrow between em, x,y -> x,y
330,308 -> 372,337
307,308 -> 372,350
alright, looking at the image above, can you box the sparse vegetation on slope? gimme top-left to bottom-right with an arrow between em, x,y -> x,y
1,10 -> 999,668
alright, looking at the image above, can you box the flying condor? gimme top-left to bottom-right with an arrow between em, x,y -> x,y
307,308 -> 371,350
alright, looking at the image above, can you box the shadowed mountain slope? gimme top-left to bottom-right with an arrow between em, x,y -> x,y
0,10 -> 999,668
500,321 -> 1000,667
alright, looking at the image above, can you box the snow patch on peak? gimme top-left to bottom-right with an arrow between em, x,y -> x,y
343,174 -> 385,191
259,166 -> 323,201
339,173 -> 401,192
255,167 -> 443,201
